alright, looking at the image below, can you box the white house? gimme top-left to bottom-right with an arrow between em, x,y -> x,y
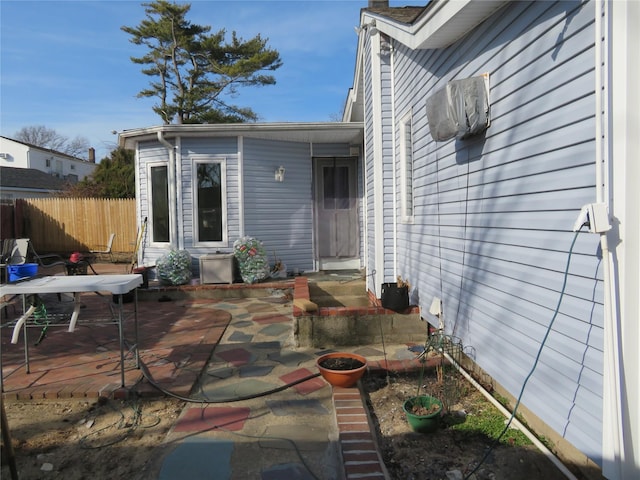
344,1 -> 637,479
118,1 -> 638,478
0,136 -> 97,184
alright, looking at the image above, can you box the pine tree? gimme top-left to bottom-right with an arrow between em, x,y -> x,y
122,0 -> 282,124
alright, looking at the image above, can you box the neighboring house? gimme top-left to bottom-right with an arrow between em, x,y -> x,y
0,136 -> 97,184
118,123 -> 364,275
0,166 -> 68,200
343,1 -> 637,480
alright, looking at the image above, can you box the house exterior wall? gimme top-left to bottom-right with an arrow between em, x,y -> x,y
365,0 -> 604,467
135,135 -> 362,276
363,30 -> 397,295
242,137 -> 314,273
0,137 -> 96,182
136,140 -> 171,267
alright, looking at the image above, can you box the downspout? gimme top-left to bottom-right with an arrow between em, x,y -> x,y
599,0 -> 639,478
596,2 -> 625,479
238,136 -> 245,237
370,25 -> 385,297
388,36 -> 398,280
157,131 -> 179,249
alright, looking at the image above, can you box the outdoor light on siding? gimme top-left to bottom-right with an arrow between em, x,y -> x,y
275,165 -> 285,182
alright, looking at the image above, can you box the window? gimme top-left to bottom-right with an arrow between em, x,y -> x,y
194,159 -> 226,244
323,165 -> 350,210
400,112 -> 414,221
150,164 -> 170,243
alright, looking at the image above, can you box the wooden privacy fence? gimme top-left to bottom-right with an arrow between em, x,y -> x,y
13,198 -> 137,255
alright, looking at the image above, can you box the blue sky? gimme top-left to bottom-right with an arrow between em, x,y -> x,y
1,0 -> 400,160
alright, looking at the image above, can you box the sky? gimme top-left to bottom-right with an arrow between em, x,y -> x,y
0,0 -> 404,160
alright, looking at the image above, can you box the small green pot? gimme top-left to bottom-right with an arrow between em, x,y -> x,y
402,395 -> 443,433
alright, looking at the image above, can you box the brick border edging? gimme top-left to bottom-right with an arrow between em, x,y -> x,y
332,356 -> 443,479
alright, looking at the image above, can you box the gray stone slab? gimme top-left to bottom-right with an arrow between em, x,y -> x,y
266,399 -> 329,416
259,425 -> 329,451
159,436 -> 232,480
232,319 -> 253,327
259,323 -> 290,337
200,379 -> 280,401
354,346 -> 384,357
262,463 -> 315,480
267,350 -> 313,367
228,331 -> 254,342
215,302 -> 244,310
392,346 -> 419,360
252,341 -> 282,350
239,364 -> 275,377
206,367 -> 235,379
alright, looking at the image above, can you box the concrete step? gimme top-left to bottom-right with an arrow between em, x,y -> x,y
308,280 -> 366,298
312,294 -> 371,308
295,311 -> 426,348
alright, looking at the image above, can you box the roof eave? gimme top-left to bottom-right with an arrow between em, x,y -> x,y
118,122 -> 364,150
365,0 -> 509,50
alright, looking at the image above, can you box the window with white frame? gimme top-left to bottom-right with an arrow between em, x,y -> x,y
149,164 -> 170,243
194,158 -> 226,245
400,112 -> 414,221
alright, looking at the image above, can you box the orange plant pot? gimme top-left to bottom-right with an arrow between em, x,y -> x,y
316,352 -> 367,388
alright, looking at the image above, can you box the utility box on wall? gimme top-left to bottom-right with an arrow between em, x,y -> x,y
199,254 -> 236,284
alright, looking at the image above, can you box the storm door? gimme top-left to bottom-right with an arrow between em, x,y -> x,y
314,157 -> 359,270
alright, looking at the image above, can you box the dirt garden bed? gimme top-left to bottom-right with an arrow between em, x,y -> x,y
2,365 -> 580,479
362,368 -> 577,480
1,397 -> 184,480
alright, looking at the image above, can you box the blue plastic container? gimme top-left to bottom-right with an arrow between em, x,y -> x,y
7,263 -> 38,282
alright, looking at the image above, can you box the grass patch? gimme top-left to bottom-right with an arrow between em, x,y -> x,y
450,395 -> 532,447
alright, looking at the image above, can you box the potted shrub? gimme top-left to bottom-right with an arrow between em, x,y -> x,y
316,352 -> 367,388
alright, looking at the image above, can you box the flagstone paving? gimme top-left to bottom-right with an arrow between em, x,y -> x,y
2,275 -> 428,479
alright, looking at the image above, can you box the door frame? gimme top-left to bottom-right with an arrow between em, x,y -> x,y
313,156 -> 361,271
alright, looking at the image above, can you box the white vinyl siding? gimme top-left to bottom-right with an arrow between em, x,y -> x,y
243,138 -> 314,272
367,0 -> 604,466
399,111 -> 414,222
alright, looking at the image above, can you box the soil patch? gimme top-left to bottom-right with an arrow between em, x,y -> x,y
319,356 -> 365,370
362,369 -> 572,480
1,396 -> 184,480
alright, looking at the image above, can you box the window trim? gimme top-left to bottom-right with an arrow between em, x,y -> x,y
191,156 -> 228,247
399,111 -> 415,223
147,161 -> 171,245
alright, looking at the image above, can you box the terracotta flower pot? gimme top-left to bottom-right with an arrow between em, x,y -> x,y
316,352 -> 367,388
402,395 -> 443,433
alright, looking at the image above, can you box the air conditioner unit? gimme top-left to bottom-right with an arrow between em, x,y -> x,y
425,74 -> 490,142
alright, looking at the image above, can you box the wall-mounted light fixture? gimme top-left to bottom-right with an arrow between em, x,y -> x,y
275,165 -> 285,182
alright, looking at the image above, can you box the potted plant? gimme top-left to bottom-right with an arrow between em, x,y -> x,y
316,352 -> 367,388
402,336 -> 444,433
402,395 -> 443,433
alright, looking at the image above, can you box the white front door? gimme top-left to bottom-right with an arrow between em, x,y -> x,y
314,157 -> 360,270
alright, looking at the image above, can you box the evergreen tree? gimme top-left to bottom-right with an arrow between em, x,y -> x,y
122,0 -> 282,124
61,148 -> 135,198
